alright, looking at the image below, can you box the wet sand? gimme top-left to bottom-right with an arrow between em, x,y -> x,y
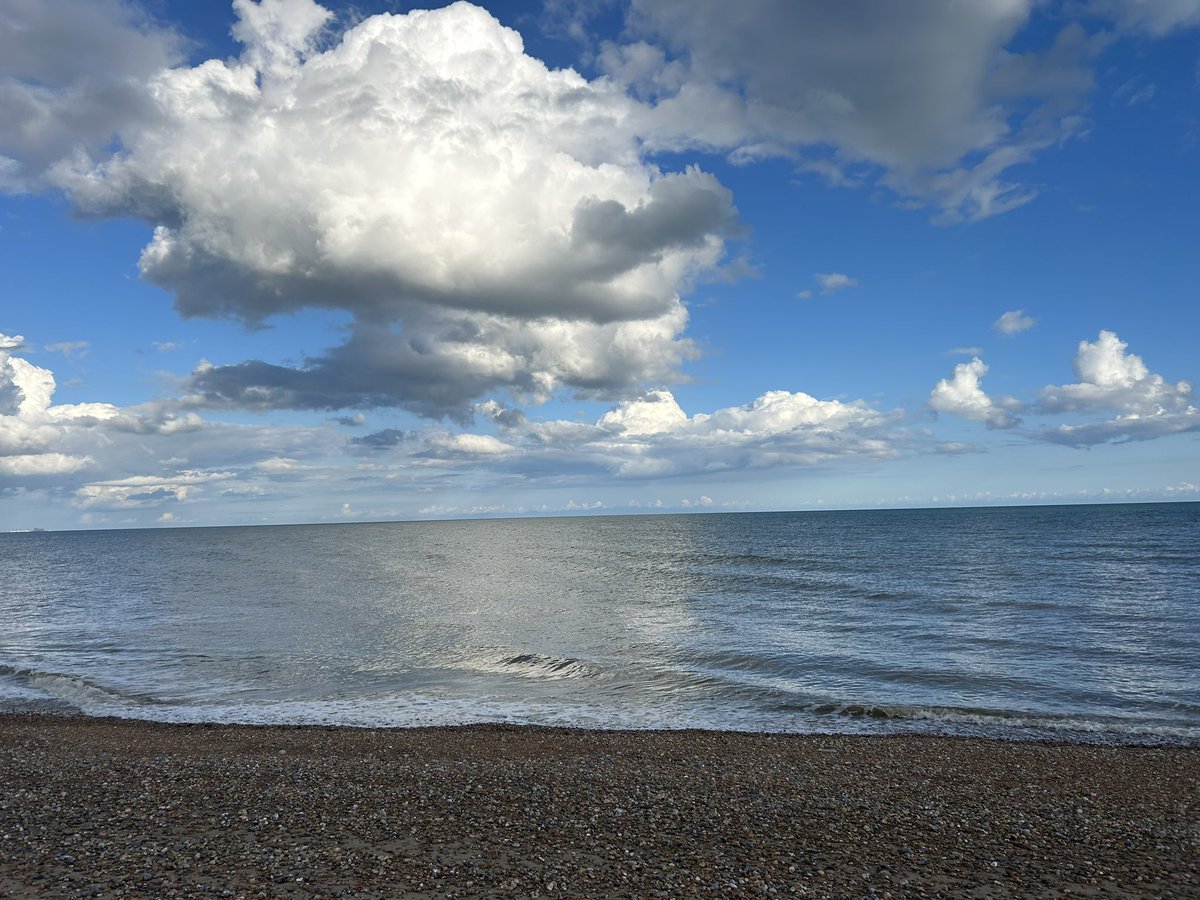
0,714 -> 1196,898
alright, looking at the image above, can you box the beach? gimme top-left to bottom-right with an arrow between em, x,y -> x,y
0,716 -> 1196,897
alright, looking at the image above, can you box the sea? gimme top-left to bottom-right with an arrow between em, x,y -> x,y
1,503 -> 1197,744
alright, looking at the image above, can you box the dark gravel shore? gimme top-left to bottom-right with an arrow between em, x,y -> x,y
0,715 -> 1196,898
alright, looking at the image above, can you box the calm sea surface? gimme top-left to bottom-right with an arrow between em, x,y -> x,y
1,504 -> 1197,743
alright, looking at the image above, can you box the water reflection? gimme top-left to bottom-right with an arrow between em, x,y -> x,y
0,504 -> 1197,739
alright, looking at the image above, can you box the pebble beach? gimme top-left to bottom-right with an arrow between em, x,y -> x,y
0,715 -> 1196,897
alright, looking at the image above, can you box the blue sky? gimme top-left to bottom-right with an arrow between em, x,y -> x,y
1,0 -> 1198,529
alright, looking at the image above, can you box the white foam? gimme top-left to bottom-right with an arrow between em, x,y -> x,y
0,676 -> 50,703
3,664 -> 1196,744
60,695 -> 737,731
24,672 -> 134,713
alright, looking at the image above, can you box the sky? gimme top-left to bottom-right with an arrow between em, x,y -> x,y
1,0 -> 1198,530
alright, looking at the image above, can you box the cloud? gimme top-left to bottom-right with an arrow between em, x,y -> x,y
1035,413 -> 1200,446
8,0 -> 1191,442
45,340 -> 90,357
426,433 -> 515,457
1037,331 -> 1190,412
1032,330 -> 1198,444
75,471 -> 230,510
0,333 -> 114,475
994,309 -> 1037,335
1115,77 -> 1157,106
230,0 -> 333,80
341,384 -> 911,489
815,272 -> 858,294
0,336 -> 353,530
24,320 -> 1197,524
0,0 -> 182,189
1088,0 -> 1200,35
593,389 -> 887,444
0,336 -> 234,488
0,453 -> 93,477
596,388 -> 687,435
795,271 -> 857,298
474,400 -> 526,429
476,387 -> 910,480
605,0 -> 1105,221
931,330 -> 1198,446
186,302 -> 696,420
1165,481 -> 1198,496
7,334 -> 911,502
351,428 -> 412,449
929,357 -> 1024,428
253,457 -> 307,473
12,1 -> 739,420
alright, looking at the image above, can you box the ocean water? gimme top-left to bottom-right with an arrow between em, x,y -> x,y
1,503 -> 1197,743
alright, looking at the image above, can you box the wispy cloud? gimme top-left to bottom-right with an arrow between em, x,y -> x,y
798,272 -> 858,298
45,341 -> 89,358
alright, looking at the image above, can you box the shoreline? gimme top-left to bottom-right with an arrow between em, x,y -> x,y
4,699 -> 1196,748
2,714 -> 1197,897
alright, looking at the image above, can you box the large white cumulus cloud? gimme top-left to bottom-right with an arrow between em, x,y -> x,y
1034,331 -> 1198,445
0,333 -> 112,476
33,0 -> 737,418
929,358 -> 1023,429
64,2 -> 732,325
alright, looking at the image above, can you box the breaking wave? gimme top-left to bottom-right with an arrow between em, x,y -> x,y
457,652 -> 602,680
